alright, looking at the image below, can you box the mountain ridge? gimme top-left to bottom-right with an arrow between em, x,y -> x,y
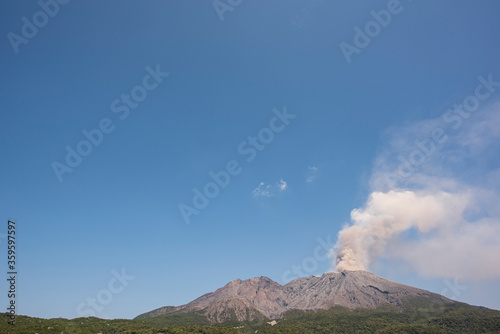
136,270 -> 454,323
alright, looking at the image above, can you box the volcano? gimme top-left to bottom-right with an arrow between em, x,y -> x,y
135,271 -> 454,323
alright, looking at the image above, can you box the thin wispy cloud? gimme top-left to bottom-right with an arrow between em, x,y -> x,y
252,182 -> 272,197
278,179 -> 287,191
253,179 -> 288,198
306,166 -> 319,183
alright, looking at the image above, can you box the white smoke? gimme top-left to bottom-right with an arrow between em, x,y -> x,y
335,190 -> 471,272
332,102 -> 500,280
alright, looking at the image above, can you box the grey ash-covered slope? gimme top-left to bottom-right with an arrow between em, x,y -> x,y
136,270 -> 453,323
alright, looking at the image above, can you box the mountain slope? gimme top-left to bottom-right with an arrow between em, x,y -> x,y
283,270 -> 450,313
136,270 -> 454,323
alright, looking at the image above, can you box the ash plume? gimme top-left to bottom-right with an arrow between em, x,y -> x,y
332,102 -> 500,280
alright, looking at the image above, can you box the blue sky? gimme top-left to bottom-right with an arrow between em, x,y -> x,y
1,0 -> 500,319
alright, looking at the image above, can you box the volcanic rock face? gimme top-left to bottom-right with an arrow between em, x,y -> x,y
282,270 -> 447,313
182,276 -> 287,320
136,271 -> 453,323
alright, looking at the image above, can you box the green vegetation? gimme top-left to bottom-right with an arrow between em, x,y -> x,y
139,311 -> 212,327
0,315 -> 155,334
251,304 -> 500,333
2,302 -> 500,334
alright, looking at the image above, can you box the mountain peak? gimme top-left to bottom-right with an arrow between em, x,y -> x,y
229,275 -> 275,284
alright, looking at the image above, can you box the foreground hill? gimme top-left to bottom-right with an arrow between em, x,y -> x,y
2,302 -> 500,333
136,270 -> 453,323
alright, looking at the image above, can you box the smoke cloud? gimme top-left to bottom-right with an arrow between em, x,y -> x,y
332,102 -> 500,281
